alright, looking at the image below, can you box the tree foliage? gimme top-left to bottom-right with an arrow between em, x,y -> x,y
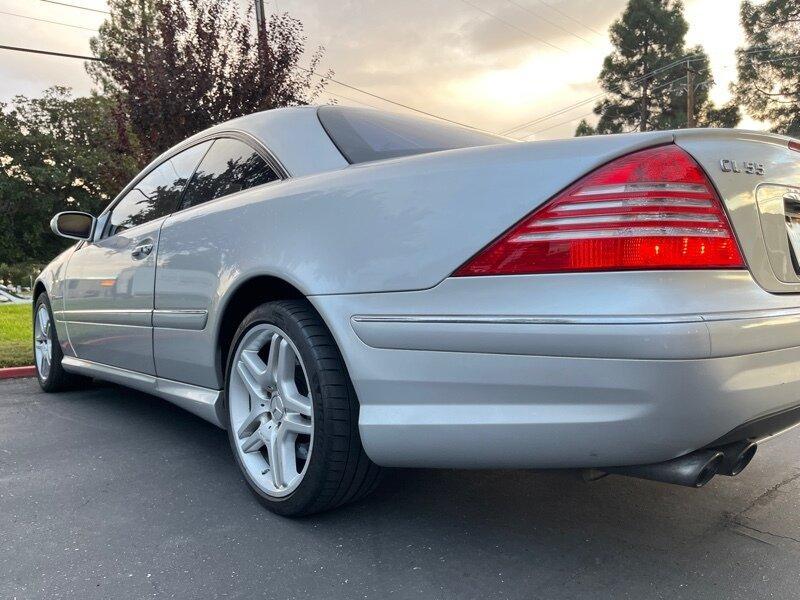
88,0 -> 328,160
0,87 -> 140,266
574,119 -> 596,137
733,0 -> 800,137
0,2 -> 329,275
577,0 -> 739,136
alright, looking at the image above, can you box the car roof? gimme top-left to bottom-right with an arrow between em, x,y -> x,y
175,106 -> 349,178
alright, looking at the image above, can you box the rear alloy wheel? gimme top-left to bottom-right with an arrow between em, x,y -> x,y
229,323 -> 314,497
225,300 -> 381,516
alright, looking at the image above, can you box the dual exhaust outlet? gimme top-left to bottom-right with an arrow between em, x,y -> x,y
601,441 -> 758,488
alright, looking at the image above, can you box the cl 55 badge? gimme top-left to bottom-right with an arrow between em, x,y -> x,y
720,159 -> 765,176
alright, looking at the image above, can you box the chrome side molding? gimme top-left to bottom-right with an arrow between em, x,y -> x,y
352,305 -> 800,326
54,309 -> 152,327
61,356 -> 223,428
152,309 -> 208,330
352,314 -> 703,325
54,308 -> 208,330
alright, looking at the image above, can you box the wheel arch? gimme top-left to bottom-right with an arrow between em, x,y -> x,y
214,274 -> 308,383
32,281 -> 47,303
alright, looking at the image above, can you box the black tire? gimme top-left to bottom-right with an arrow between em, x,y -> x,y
33,293 -> 87,392
223,299 -> 382,516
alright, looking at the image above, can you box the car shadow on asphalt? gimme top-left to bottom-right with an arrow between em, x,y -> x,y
71,379 -> 796,549
64,378 -> 796,535
6,376 -> 800,598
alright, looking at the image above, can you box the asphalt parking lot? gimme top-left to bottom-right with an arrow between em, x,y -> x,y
2,377 -> 800,599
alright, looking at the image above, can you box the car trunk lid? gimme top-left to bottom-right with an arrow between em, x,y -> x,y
676,129 -> 800,294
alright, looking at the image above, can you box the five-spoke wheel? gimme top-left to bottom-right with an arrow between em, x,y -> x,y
33,293 -> 84,392
224,300 -> 381,516
33,304 -> 53,381
228,324 -> 314,497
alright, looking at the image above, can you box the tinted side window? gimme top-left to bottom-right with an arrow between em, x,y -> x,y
181,138 -> 279,210
318,105 -> 509,164
107,141 -> 211,236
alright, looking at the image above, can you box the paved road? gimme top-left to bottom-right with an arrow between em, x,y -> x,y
2,377 -> 800,599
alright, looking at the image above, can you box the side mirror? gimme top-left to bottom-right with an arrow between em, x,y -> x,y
50,211 -> 96,241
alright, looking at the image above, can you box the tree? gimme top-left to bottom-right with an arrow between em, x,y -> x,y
88,0 -> 329,160
574,119 -> 596,136
0,87 -> 140,266
733,0 -> 800,137
576,0 -> 739,136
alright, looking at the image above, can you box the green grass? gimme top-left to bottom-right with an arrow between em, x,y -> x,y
0,304 -> 33,368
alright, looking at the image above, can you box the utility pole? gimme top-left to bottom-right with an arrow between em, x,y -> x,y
639,42 -> 651,132
254,0 -> 273,103
140,0 -> 148,61
639,82 -> 648,132
686,61 -> 696,128
255,0 -> 267,34
255,0 -> 269,61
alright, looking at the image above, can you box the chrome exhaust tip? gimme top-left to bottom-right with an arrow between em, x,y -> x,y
604,449 -> 724,488
716,441 -> 757,477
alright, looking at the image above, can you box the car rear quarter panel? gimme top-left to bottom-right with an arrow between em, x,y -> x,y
311,270 -> 800,468
153,131 -> 675,387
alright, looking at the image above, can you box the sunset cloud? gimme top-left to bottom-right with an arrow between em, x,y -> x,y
0,0 -> 753,140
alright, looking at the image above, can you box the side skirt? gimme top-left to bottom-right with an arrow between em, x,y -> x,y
61,356 -> 224,428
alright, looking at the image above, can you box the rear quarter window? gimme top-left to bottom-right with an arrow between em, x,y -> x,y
317,106 -> 510,164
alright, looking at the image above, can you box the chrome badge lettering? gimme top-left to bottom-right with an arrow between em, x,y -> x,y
720,159 -> 765,176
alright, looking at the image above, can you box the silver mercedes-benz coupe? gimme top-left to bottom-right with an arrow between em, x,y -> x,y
34,105 -> 800,514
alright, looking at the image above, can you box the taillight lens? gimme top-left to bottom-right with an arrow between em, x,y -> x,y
454,145 -> 744,276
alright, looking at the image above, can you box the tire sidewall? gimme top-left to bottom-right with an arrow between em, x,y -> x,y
33,294 -> 60,390
223,302 -> 330,516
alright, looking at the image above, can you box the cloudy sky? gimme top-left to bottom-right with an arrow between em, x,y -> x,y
0,0 -> 752,140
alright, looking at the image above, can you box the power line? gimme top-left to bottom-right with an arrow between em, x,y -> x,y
528,0 -> 636,54
529,72 -> 691,136
0,42 -> 488,132
502,0 -> 595,46
526,52 -> 800,138
501,53 -> 705,135
533,0 -> 605,37
502,46 -> 783,136
502,47 -> 777,135
0,43 -> 119,63
298,66 -> 492,132
39,0 -> 110,14
0,9 -> 98,32
744,52 -> 800,69
326,90 -> 378,109
456,0 -> 569,53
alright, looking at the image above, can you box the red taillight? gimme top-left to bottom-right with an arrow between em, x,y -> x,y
454,145 -> 744,276
790,140 -> 800,153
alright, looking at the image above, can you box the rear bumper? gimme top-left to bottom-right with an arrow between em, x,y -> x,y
311,271 -> 800,468
347,345 -> 800,468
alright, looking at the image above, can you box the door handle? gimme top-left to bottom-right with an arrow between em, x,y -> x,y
131,241 -> 154,259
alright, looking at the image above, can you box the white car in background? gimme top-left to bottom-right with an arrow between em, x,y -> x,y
0,288 -> 30,303
33,105 -> 800,515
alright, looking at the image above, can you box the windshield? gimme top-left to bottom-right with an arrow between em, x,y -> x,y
317,106 -> 511,164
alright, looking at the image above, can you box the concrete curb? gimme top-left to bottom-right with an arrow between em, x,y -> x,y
0,366 -> 36,379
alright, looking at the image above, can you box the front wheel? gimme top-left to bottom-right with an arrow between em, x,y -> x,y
224,300 -> 381,516
33,293 -> 86,392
